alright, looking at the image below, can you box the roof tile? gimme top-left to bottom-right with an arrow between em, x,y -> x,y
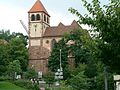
28,0 -> 49,16
43,20 -> 81,37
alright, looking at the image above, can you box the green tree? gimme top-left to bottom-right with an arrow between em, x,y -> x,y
0,44 -> 9,75
9,37 -> 28,71
7,60 -> 22,79
24,67 -> 37,79
48,39 -> 68,72
69,64 -> 88,90
0,30 -> 28,45
43,71 -> 55,87
0,30 -> 11,42
69,0 -> 120,73
64,28 -> 93,67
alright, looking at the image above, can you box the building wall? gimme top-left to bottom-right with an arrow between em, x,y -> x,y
42,37 -> 62,51
30,39 -> 41,46
29,59 -> 48,74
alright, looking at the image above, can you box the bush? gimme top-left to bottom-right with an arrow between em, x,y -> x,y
12,79 -> 39,90
23,68 -> 37,79
0,76 -> 12,81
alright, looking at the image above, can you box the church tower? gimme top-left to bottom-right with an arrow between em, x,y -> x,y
28,0 -> 50,46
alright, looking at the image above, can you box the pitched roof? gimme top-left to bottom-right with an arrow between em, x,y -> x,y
43,20 -> 81,37
28,0 -> 49,16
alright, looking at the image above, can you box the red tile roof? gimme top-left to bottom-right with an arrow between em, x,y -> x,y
43,20 -> 81,37
28,0 -> 49,16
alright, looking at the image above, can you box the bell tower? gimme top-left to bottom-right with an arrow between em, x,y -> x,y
28,0 -> 50,46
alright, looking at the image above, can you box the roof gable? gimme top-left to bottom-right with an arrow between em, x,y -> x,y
28,0 -> 49,15
43,20 -> 81,37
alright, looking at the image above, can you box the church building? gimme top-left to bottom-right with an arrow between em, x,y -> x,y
28,0 -> 81,74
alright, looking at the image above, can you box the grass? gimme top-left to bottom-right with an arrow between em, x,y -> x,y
0,81 -> 27,90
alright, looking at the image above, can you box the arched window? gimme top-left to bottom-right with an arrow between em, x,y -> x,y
44,15 -> 46,22
51,39 -> 56,50
47,17 -> 49,24
36,14 -> 40,20
31,14 -> 35,21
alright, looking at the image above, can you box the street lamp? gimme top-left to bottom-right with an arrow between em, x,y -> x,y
60,49 -> 62,71
55,49 -> 63,86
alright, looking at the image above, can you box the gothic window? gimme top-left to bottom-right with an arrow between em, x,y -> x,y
47,17 -> 49,24
51,39 -> 56,50
36,14 -> 40,20
31,14 -> 35,21
44,15 -> 46,22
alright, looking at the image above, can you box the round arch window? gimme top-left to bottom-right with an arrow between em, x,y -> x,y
36,14 -> 40,20
31,14 -> 35,21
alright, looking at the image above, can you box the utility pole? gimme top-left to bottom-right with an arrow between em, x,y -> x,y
104,67 -> 108,90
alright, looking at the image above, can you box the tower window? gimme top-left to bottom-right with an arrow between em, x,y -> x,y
36,14 -> 40,20
47,17 -> 49,24
31,14 -> 35,21
44,15 -> 46,22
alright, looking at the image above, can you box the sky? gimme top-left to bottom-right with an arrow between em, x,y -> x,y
0,0 -> 109,35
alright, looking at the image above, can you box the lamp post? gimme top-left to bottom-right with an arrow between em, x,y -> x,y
60,49 -> 62,71
55,49 -> 63,86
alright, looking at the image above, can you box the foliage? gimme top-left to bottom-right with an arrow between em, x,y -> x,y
0,30 -> 28,75
0,44 -> 9,75
9,37 -> 28,71
69,71 -> 89,90
0,30 -> 11,42
7,60 -> 22,79
0,30 -> 28,45
69,0 -> 120,73
48,39 -> 69,79
12,79 -> 38,90
24,67 -> 37,79
43,71 -> 55,87
84,60 -> 97,78
0,76 -> 12,81
64,28 -> 93,67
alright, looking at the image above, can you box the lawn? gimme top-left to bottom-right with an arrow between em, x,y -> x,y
0,81 -> 27,90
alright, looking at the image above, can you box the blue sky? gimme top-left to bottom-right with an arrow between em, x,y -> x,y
0,0 -> 109,34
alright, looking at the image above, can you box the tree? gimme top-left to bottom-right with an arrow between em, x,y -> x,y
0,30 -> 28,45
48,39 -> 68,72
64,28 -> 93,67
69,64 -> 89,90
9,37 -> 28,71
0,43 -> 9,75
69,0 -> 120,73
7,60 -> 22,79
24,67 -> 37,79
0,30 -> 11,42
43,71 -> 55,87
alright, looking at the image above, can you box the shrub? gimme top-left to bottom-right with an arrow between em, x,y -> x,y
12,79 -> 38,90
23,67 -> 37,79
0,76 -> 12,81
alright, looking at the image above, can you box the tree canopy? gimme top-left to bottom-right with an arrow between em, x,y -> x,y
0,30 -> 28,76
69,0 -> 120,73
